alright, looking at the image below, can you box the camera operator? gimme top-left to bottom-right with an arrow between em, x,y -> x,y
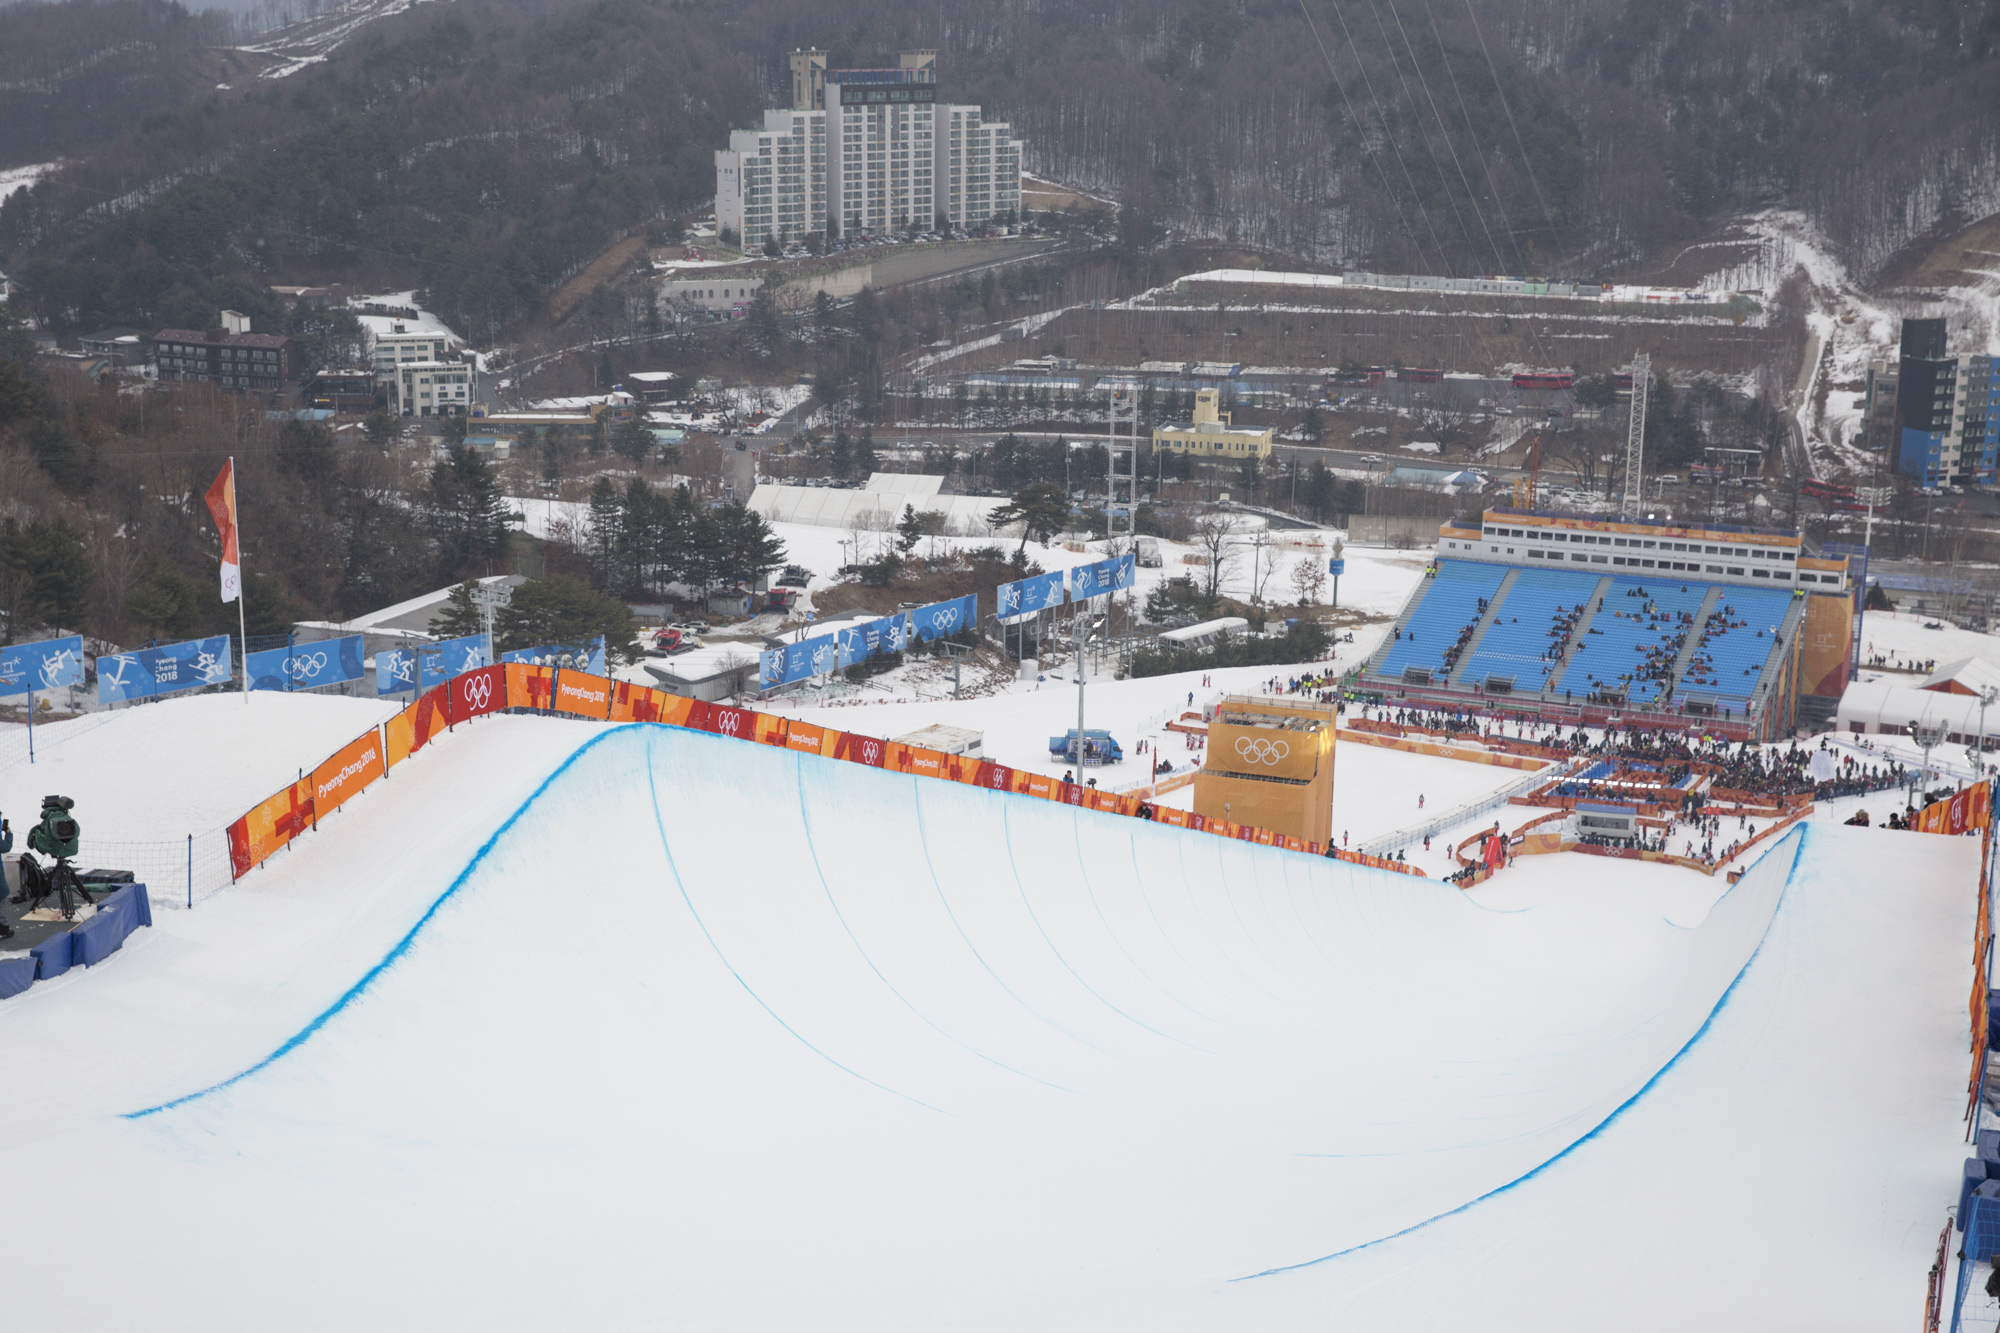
0,811 -> 13,940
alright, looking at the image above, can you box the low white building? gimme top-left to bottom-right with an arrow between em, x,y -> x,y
368,318 -> 471,416
658,274 -> 766,316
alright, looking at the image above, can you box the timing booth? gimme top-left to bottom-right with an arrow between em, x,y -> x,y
1575,801 -> 1641,843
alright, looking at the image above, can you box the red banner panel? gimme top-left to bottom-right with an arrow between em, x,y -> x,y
700,703 -> 757,741
453,665 -> 507,722
972,761 -> 1015,792
831,730 -> 886,767
752,713 -> 791,747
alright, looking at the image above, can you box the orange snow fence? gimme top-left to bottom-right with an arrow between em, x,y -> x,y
224,662 -> 1430,882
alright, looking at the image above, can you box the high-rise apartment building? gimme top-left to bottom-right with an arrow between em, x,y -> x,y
714,49 -> 1023,250
1890,317 -> 1999,488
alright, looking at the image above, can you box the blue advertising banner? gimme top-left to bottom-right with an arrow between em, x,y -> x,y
0,635 -> 84,696
910,594 -> 976,643
246,635 -> 365,693
836,612 -> 913,669
96,636 -> 233,704
501,638 -> 606,675
1069,554 -> 1136,600
995,571 -> 1066,622
417,633 -> 492,690
759,633 -> 841,689
376,649 -> 416,696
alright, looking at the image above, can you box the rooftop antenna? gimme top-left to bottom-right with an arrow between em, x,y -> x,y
1621,352 -> 1650,517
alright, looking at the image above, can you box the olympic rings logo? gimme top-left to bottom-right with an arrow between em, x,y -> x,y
717,711 -> 743,735
286,652 -> 329,680
1235,736 -> 1290,765
461,676 -> 493,711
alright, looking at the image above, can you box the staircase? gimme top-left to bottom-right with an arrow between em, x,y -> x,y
1747,594 -> 1811,725
1540,575 -> 1612,700
1447,568 -> 1521,687
1664,586 -> 1724,697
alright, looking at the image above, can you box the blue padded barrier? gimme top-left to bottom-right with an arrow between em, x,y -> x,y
0,954 -> 35,1000
66,884 -> 151,968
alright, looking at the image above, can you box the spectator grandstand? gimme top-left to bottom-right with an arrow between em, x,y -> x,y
1675,587 -> 1795,708
1451,566 -> 1597,693
1373,562 -> 1509,684
1555,579 -> 1710,706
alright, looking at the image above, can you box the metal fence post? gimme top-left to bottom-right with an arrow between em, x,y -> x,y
186,833 -> 192,909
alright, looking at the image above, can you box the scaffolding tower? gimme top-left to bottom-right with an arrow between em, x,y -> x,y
1106,387 -> 1139,539
1622,352 -> 1650,517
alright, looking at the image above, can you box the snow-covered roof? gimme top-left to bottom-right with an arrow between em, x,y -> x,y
297,574 -> 523,636
1836,679 -> 2000,739
1918,657 -> 2000,696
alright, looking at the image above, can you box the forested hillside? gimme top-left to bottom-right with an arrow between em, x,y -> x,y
2,0 -> 1998,336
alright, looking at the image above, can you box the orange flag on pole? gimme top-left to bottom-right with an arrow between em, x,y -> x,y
205,459 -> 241,603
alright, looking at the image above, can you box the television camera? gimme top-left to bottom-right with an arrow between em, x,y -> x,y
9,795 -> 95,921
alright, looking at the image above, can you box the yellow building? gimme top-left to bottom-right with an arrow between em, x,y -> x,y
1193,694 -> 1337,847
1151,388 -> 1274,459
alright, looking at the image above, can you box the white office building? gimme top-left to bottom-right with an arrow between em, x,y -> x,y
714,49 -> 1022,251
371,321 -> 470,417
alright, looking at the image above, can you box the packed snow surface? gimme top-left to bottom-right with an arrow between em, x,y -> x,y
0,693 -> 1972,1328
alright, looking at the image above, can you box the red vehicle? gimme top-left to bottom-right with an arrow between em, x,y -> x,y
1611,371 -> 1634,391
1513,370 -> 1576,390
1396,367 -> 1444,382
1801,477 -> 1857,502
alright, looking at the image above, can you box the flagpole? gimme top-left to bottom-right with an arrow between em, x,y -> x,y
235,456 -> 249,704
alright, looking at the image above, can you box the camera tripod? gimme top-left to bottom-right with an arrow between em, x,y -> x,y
10,855 -> 95,922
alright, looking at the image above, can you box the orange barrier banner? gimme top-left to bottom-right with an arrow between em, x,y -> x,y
227,777 -> 314,878
1158,807 -> 1189,828
506,662 -> 555,711
784,722 -> 828,756
891,745 -> 954,781
653,692 -> 694,728
1020,771 -> 1057,801
311,728 -> 384,822
831,730 -> 886,767
452,664 -> 507,722
386,683 -> 451,769
609,680 -> 667,723
752,713 -> 791,747
553,670 -> 612,718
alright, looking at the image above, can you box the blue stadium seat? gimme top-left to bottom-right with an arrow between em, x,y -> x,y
1554,577 -> 1710,706
1374,561 -> 1508,680
1453,567 -> 1601,690
1673,588 -> 1794,708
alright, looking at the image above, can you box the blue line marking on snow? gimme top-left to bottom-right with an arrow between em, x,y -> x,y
1230,824 -> 1810,1280
792,759 -> 1074,1094
642,729 -> 949,1115
127,724 -> 637,1119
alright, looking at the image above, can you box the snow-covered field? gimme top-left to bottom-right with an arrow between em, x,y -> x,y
0,678 -> 1977,1328
0,161 -> 56,206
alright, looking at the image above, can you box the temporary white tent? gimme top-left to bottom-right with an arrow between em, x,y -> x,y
750,472 -> 1013,535
1835,679 -> 2000,743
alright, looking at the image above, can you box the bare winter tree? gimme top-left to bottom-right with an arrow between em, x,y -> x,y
1191,511 -> 1238,600
1289,555 -> 1327,607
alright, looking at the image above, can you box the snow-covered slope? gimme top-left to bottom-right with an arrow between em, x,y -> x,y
0,716 -> 1811,1328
